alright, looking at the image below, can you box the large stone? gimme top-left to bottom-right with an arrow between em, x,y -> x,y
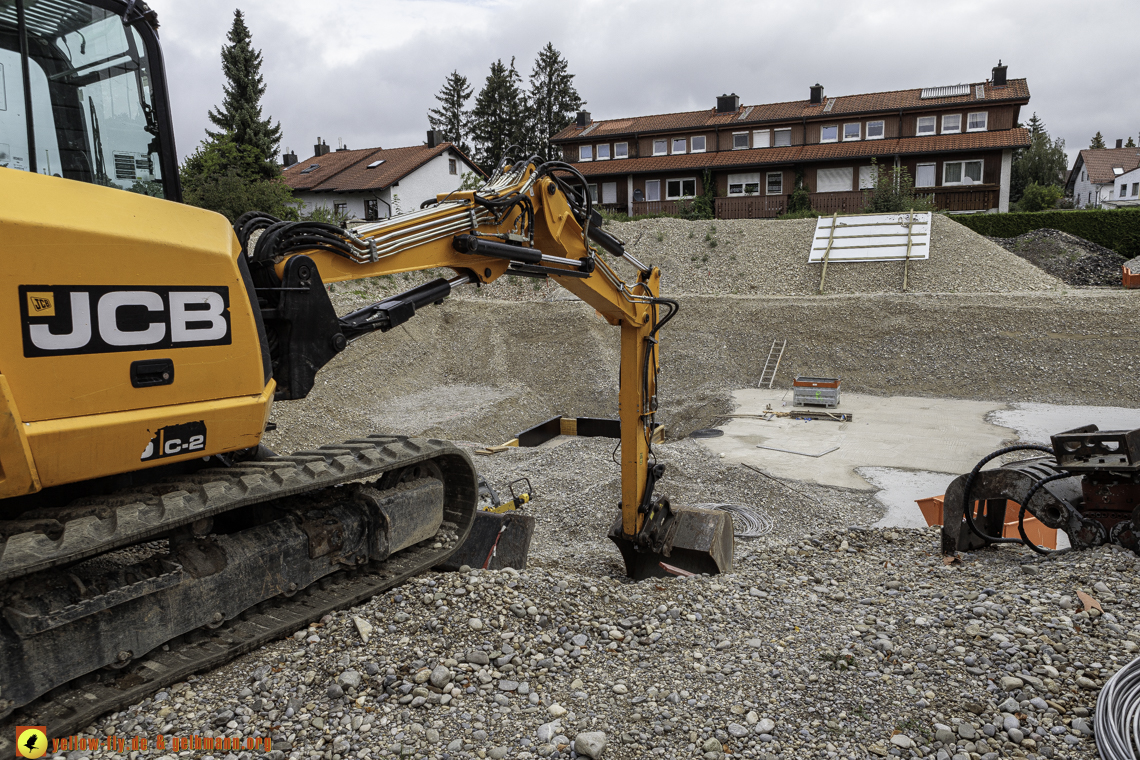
890,734 -> 915,749
337,670 -> 362,689
574,731 -> 607,759
1000,676 -> 1024,691
466,650 -> 490,666
429,665 -> 451,689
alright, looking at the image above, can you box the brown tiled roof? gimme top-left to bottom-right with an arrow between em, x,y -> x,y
572,129 -> 1032,176
283,143 -> 481,193
551,79 -> 1030,142
1077,148 -> 1140,185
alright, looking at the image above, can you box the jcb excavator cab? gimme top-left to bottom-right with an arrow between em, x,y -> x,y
0,0 -> 179,199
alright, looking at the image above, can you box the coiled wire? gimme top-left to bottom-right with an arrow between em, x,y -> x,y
1096,654 -> 1140,759
693,503 -> 774,539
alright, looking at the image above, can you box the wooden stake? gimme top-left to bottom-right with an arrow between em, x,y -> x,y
818,211 -> 839,294
902,209 -> 915,292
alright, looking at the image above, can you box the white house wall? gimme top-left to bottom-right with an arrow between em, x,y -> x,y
1070,161 -> 1110,209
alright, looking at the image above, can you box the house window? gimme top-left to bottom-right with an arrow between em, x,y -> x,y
1123,184 -> 1129,198
915,163 -> 936,187
597,144 -> 610,160
817,167 -> 853,193
587,184 -> 599,203
448,158 -> 457,174
732,132 -> 749,150
615,142 -> 628,159
672,138 -> 687,154
917,116 -> 936,135
579,145 -> 593,161
364,199 -> 379,220
666,178 -> 697,199
858,165 -> 878,189
691,135 -> 706,153
821,125 -> 838,143
967,112 -> 988,131
1133,182 -> 1138,196
843,123 -> 860,141
1082,170 -> 1087,181
941,114 -> 961,134
602,182 -> 617,205
754,130 -> 770,148
653,139 -> 667,156
727,172 -> 761,195
774,128 -> 791,147
866,120 -> 884,139
943,160 -> 983,185
766,171 -> 783,195
334,202 -> 348,217
645,179 -> 661,201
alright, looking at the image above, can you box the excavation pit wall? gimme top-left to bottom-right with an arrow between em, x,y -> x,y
264,289 -> 1139,457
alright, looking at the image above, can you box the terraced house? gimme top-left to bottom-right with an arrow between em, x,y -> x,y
550,63 -> 1030,218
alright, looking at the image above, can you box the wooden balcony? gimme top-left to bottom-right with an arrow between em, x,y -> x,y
714,185 -> 999,219
631,200 -> 684,216
929,185 -> 998,212
714,196 -> 786,219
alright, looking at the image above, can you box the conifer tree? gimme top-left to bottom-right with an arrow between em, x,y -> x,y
427,71 -> 474,155
1090,132 -> 1107,149
1010,113 -> 1068,202
526,43 -> 583,160
207,9 -> 282,178
471,58 -> 526,171
1127,136 -> 1136,148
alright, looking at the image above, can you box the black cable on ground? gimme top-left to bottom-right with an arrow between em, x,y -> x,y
960,444 -> 1055,544
1016,471 -> 1078,555
1095,654 -> 1140,759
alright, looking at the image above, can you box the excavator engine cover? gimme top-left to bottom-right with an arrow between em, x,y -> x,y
608,506 -> 734,580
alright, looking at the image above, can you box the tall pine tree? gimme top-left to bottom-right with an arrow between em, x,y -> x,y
527,43 -> 583,161
470,58 -> 526,171
1090,132 -> 1107,149
1010,113 -> 1067,201
427,71 -> 474,155
207,9 -> 282,178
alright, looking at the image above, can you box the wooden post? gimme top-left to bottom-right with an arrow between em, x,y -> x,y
818,211 -> 839,294
902,209 -> 915,292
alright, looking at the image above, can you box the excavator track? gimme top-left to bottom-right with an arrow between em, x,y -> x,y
0,435 -> 478,756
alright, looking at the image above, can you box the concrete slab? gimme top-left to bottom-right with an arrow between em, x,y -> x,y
697,389 -> 1017,491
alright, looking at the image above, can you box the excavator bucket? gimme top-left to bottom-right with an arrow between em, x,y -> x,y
607,505 -> 735,580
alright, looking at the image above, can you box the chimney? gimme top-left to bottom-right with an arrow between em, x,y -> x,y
282,149 -> 298,167
809,84 -> 824,105
716,93 -> 740,114
314,138 -> 330,157
427,129 -> 443,149
1117,138 -> 1124,149
336,137 -> 348,152
575,111 -> 591,128
992,60 -> 1007,86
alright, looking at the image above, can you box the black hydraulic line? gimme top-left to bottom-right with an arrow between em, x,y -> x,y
960,444 -> 1056,544
338,277 -> 460,340
1017,471 -> 1079,555
16,0 -> 37,174
452,234 -> 543,264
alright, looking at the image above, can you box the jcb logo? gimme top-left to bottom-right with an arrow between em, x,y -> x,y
19,285 -> 231,357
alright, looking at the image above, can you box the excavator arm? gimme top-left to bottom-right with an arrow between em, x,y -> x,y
244,157 -> 733,578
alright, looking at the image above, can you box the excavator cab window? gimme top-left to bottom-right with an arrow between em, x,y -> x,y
0,0 -> 179,199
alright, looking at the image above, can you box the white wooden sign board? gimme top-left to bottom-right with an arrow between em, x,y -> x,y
808,212 -> 932,263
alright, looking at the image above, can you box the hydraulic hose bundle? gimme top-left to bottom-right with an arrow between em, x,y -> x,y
1096,655 -> 1140,759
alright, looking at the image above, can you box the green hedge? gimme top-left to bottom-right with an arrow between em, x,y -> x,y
950,208 -> 1140,257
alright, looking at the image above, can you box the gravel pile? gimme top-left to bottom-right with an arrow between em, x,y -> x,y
323,215 -> 1062,306
986,229 -> 1127,287
69,516 -> 1132,760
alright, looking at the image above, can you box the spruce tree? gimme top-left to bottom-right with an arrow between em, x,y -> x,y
1010,114 -> 1068,203
1090,132 -> 1107,149
1025,112 -> 1045,138
471,58 -> 526,171
427,71 -> 474,155
1127,136 -> 1137,148
527,43 -> 583,161
207,9 -> 282,178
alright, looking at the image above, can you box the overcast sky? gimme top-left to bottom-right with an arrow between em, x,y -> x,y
147,0 -> 1139,167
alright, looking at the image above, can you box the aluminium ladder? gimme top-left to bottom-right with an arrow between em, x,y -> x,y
758,339 -> 786,389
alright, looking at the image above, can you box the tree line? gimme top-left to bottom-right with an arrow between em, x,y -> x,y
427,44 -> 583,171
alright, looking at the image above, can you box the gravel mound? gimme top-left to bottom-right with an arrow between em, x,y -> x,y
986,229 -> 1127,287
324,215 -> 1062,305
75,515 -> 1123,760
606,214 -> 1063,296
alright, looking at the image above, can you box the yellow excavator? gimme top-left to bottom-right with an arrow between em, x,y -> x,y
0,0 -> 733,746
